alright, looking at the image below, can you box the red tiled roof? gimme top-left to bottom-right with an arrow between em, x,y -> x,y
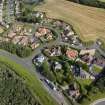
66,49 -> 78,60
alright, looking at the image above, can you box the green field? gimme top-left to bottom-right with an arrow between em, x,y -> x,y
99,0 -> 105,2
34,0 -> 105,43
0,62 -> 41,105
0,56 -> 58,105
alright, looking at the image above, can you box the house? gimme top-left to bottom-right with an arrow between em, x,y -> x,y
35,27 -> 54,42
91,58 -> 105,67
68,83 -> 80,99
35,54 -> 45,64
18,36 -> 29,46
12,36 -> 23,44
80,53 -> 93,64
80,49 -> 96,56
69,89 -> 80,99
35,12 -> 44,19
30,43 -> 40,50
38,27 -> 48,35
66,49 -> 78,60
54,62 -> 62,70
50,46 -> 62,56
7,32 -> 16,38
80,49 -> 96,64
15,0 -> 21,15
46,33 -> 53,40
35,27 -> 49,37
65,25 -> 71,31
80,69 -> 95,79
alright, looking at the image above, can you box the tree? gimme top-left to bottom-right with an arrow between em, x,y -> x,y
0,42 -> 32,57
41,61 -> 55,81
16,45 -> 32,57
63,62 -> 70,76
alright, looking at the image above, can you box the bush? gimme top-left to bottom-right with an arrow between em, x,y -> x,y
16,45 -> 32,57
41,61 -> 56,81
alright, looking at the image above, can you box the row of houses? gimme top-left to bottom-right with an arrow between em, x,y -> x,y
43,45 -> 104,78
0,23 -> 57,50
0,0 -> 21,24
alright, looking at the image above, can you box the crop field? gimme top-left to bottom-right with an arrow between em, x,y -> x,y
0,62 -> 41,105
99,0 -> 105,2
34,0 -> 105,42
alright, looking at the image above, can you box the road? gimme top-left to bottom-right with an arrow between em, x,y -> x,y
91,99 -> 105,105
95,101 -> 105,105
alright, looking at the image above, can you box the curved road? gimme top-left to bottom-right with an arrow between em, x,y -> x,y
95,101 -> 105,105
91,99 -> 105,105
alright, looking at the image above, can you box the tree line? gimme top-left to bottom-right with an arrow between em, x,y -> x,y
0,42 -> 32,57
68,0 -> 105,9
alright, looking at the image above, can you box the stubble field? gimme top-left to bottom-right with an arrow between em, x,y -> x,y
34,0 -> 105,42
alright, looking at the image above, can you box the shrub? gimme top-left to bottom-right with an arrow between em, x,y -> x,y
0,42 -> 32,57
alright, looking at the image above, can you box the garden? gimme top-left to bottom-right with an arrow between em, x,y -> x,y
33,45 -> 98,101
32,43 -> 105,104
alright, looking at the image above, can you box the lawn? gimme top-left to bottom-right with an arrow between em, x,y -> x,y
92,65 -> 102,74
34,0 -> 105,42
0,56 -> 58,105
77,79 -> 92,87
77,78 -> 105,105
81,91 -> 105,105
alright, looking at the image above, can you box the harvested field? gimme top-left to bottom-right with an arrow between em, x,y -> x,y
34,0 -> 105,42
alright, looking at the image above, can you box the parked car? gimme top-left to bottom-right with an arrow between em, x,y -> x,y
44,79 -> 57,91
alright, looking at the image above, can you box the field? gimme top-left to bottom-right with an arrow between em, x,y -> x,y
99,0 -> 105,2
34,0 -> 105,42
0,56 -> 58,105
0,62 -> 40,105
